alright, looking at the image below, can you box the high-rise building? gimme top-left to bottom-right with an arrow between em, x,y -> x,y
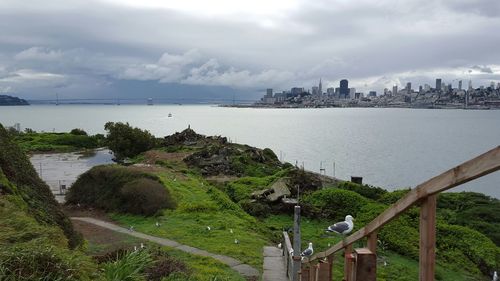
458,80 -> 462,91
312,86 -> 319,96
326,87 -> 335,95
369,91 -> 377,97
266,88 -> 273,98
406,82 -> 411,94
384,88 -> 389,96
319,78 -> 323,95
349,88 -> 356,99
392,85 -> 398,96
339,79 -> 349,99
436,79 -> 442,92
468,80 -> 472,90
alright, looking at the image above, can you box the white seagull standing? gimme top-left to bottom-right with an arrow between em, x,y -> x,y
300,242 -> 314,258
326,215 -> 354,235
493,271 -> 498,281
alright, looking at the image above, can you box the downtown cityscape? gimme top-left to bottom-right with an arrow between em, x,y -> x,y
253,78 -> 500,109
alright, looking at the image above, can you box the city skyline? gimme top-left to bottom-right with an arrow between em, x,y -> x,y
0,0 -> 499,100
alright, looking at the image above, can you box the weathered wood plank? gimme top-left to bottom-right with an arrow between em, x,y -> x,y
354,248 -> 376,281
306,146 -> 500,262
419,195 -> 436,281
344,244 -> 353,281
367,231 -> 377,254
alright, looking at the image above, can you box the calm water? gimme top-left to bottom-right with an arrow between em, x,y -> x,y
29,149 -> 114,202
1,105 -> 499,198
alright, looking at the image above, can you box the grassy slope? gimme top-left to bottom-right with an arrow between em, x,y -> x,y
111,169 -> 271,270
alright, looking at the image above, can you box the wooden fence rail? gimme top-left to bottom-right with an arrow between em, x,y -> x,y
295,146 -> 500,281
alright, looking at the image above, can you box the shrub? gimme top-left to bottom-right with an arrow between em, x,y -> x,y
240,200 -> 272,217
102,250 -> 152,281
335,181 -> 387,201
301,188 -> 369,221
121,178 -> 175,216
0,240 -> 99,281
378,189 -> 411,205
145,256 -> 189,281
66,165 -> 175,216
104,122 -> 157,160
70,128 -> 88,135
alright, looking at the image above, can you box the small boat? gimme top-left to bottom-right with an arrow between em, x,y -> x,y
168,113 -> 172,117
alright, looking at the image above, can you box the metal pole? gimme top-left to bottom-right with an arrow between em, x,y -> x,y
292,205 -> 302,281
39,163 -> 42,178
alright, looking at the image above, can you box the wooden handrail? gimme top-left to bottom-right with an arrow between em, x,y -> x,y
305,145 -> 500,263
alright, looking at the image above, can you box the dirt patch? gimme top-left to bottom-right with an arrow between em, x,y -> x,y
71,219 -> 144,255
143,150 -> 192,164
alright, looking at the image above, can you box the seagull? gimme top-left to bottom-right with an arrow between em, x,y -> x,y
493,271 -> 498,281
234,239 -> 239,244
155,221 -> 161,227
129,226 -> 134,232
326,215 -> 354,235
301,242 -> 314,258
278,243 -> 282,249
206,226 -> 211,231
140,243 -> 145,249
134,246 -> 137,251
230,229 -> 233,234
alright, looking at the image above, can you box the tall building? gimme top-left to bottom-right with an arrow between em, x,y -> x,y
419,85 -> 423,93
406,82 -> 411,94
339,79 -> 349,99
392,85 -> 398,96
266,88 -> 273,98
468,80 -> 472,90
436,79 -> 442,92
312,86 -> 319,96
349,88 -> 356,99
458,80 -> 462,91
319,78 -> 323,95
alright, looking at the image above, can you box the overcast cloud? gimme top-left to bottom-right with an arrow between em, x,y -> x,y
0,0 -> 499,99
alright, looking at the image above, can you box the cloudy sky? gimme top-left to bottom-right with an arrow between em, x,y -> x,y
1,0 -> 499,101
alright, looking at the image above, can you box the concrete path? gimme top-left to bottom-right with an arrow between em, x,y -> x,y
262,246 -> 288,281
71,217 -> 259,278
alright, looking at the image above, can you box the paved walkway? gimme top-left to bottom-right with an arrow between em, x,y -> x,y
262,246 -> 288,281
71,217 -> 259,278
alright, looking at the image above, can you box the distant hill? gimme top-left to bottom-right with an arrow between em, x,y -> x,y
0,94 -> 29,105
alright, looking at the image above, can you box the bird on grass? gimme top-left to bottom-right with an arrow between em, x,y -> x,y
128,226 -> 134,232
300,242 -> 314,260
326,215 -> 354,236
277,243 -> 282,249
234,239 -> 239,244
140,243 -> 145,249
206,226 -> 211,231
229,228 -> 233,234
134,246 -> 137,251
493,271 -> 498,281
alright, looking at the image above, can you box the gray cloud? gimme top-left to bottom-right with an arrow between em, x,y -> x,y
0,0 -> 499,99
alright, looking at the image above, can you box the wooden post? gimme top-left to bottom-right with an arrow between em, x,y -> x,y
367,231 -> 377,254
293,206 -> 302,281
344,244 -> 353,281
354,248 -> 376,281
419,195 -> 437,281
317,260 -> 332,281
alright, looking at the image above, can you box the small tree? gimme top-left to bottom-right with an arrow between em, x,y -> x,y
104,122 -> 157,160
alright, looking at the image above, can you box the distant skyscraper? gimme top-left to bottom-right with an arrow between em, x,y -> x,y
468,80 -> 472,90
436,79 -> 442,92
369,91 -> 377,97
406,82 -> 411,94
339,79 -> 349,99
312,86 -> 319,96
392,85 -> 398,96
458,80 -> 462,91
349,88 -> 356,99
319,78 -> 323,95
419,85 -> 423,93
266,88 -> 273,98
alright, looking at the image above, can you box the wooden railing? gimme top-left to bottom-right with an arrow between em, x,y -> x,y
283,232 -> 294,279
294,146 -> 500,281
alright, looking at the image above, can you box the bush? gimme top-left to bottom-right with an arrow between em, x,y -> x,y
70,128 -> 88,135
301,188 -> 369,221
0,240 -> 99,281
121,178 -> 175,216
335,181 -> 387,201
145,255 -> 189,281
240,200 -> 272,217
102,250 -> 152,281
66,165 -> 175,216
104,122 -> 157,160
378,189 -> 411,205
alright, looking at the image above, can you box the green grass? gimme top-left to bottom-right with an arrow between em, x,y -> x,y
111,171 -> 271,271
14,132 -> 100,153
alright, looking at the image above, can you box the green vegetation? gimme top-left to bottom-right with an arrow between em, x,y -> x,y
104,122 -> 157,160
12,129 -> 103,153
66,165 -> 176,216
